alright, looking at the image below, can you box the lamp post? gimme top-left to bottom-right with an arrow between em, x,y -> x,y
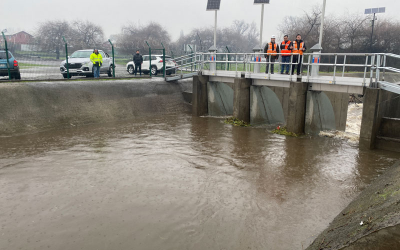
310,0 -> 327,77
365,7 -> 385,52
253,0 -> 270,73
207,0 -> 221,71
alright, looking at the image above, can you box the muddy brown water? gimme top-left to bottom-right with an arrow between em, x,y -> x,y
1,113 -> 399,250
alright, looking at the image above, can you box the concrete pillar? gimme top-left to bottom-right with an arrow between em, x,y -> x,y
286,81 -> 308,134
233,77 -> 252,123
192,74 -> 209,116
359,88 -> 380,149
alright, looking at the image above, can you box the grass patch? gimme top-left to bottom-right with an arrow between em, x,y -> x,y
272,126 -> 299,137
224,117 -> 251,127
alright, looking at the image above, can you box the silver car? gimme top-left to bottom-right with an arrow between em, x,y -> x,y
60,49 -> 114,78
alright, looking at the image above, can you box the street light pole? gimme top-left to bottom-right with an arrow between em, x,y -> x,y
214,10 -> 217,49
370,13 -> 376,52
310,0 -> 327,77
260,4 -> 264,48
318,0 -> 327,47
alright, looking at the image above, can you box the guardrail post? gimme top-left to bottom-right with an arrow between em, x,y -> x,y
62,37 -> 70,79
382,54 -> 386,81
108,39 -> 115,78
208,47 -> 217,72
161,43 -> 166,78
376,54 -> 381,85
333,54 -> 337,84
369,55 -> 375,88
226,46 -> 231,71
253,47 -> 262,73
146,41 -> 152,77
2,32 -> 11,79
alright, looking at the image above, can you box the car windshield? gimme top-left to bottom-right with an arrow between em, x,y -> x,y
0,51 -> 12,59
70,51 -> 93,58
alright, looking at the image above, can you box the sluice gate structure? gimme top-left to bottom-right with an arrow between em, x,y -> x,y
167,52 -> 400,152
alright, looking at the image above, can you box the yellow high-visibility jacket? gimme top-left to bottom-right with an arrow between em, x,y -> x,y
90,53 -> 103,66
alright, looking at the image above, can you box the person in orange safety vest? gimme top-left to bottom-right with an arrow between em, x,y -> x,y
280,35 -> 292,74
291,34 -> 307,75
264,35 -> 280,74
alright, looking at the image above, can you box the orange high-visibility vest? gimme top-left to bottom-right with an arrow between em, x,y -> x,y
292,41 -> 304,55
281,40 -> 291,56
267,43 -> 277,56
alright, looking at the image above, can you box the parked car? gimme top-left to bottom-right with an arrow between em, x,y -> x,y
126,55 -> 176,75
60,49 -> 114,78
0,50 -> 21,79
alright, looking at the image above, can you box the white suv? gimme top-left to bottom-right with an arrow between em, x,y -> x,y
60,49 -> 114,78
126,55 -> 176,75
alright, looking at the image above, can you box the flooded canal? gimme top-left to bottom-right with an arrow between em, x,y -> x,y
1,113 -> 399,250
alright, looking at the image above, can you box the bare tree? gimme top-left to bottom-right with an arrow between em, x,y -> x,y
232,20 -> 250,35
71,20 -> 104,49
171,20 -> 259,56
35,20 -> 71,59
117,22 -> 171,55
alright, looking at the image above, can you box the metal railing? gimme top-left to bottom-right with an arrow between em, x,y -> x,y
167,52 -> 400,89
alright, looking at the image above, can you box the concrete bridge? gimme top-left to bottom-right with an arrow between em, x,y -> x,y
170,52 -> 400,153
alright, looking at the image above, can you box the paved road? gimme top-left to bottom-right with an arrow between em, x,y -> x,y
1,60 -> 136,81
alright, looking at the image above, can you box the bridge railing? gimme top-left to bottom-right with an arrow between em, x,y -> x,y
166,52 -> 400,88
302,53 -> 375,87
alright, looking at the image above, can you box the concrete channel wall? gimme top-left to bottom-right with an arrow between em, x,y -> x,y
360,88 -> 400,151
0,79 -> 191,136
306,160 -> 400,250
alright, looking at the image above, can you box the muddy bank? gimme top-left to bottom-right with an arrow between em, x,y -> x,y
0,79 -> 191,136
306,160 -> 400,250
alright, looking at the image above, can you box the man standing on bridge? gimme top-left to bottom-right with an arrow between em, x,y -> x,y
291,34 -> 306,75
133,50 -> 143,76
90,49 -> 103,78
264,35 -> 280,74
280,35 -> 292,75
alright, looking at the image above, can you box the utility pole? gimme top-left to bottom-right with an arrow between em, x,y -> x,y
365,7 -> 385,52
370,13 -> 376,52
260,4 -> 264,48
310,0 -> 327,77
318,0 -> 327,47
207,0 -> 221,71
253,0 -> 270,73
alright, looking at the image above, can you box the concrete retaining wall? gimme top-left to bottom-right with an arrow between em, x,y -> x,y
306,160 -> 400,250
0,79 -> 190,136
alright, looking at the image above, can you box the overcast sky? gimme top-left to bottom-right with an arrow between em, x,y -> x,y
2,0 -> 399,42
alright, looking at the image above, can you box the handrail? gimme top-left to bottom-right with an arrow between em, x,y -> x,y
166,52 -> 400,94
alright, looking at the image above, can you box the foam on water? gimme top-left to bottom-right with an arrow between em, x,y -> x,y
319,104 -> 363,143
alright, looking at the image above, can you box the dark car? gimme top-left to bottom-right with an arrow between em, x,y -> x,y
0,50 -> 21,79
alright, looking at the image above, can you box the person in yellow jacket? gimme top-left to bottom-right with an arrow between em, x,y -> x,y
90,49 -> 103,78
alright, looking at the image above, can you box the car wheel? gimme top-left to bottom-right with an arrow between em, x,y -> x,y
62,74 -> 68,79
108,65 -> 114,77
127,65 -> 134,75
11,73 -> 21,80
151,66 -> 157,75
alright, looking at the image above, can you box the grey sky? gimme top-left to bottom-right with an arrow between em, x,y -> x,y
2,0 -> 399,42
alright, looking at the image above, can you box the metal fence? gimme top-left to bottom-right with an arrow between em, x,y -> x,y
0,32 -> 176,81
